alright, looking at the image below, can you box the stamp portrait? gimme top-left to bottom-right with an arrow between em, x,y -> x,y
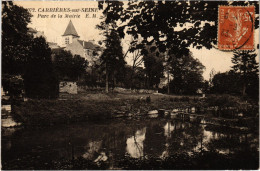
218,6 -> 255,50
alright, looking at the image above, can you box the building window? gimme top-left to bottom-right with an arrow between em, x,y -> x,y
65,37 -> 69,44
84,49 -> 90,56
88,50 -> 92,56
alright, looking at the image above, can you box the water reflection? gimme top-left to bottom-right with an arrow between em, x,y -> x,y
193,125 -> 221,152
163,121 -> 174,138
126,127 -> 146,158
1,118 -> 259,169
82,141 -> 102,160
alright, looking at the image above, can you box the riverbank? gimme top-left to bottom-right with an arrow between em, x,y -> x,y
11,92 -> 258,127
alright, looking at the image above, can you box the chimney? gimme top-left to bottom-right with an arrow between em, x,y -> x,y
83,41 -> 85,47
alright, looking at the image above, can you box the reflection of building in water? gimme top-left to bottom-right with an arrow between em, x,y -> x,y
126,127 -> 146,158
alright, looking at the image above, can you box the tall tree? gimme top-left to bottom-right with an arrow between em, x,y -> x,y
143,46 -> 164,89
100,29 -> 126,91
209,68 -> 216,90
123,38 -> 144,89
169,52 -> 205,94
211,71 -> 241,95
231,50 -> 259,96
52,50 -> 88,81
2,1 -> 32,75
2,2 -> 60,99
97,1 -> 126,92
24,37 -> 59,98
129,49 -> 143,89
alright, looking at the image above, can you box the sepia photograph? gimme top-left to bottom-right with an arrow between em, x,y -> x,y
1,0 -> 259,170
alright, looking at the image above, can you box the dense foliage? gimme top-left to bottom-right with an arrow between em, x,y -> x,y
211,71 -> 241,95
211,50 -> 259,100
2,2 -> 59,98
143,46 -> 164,89
52,49 -> 88,81
24,37 -> 59,98
97,2 -> 126,91
2,2 -> 89,98
169,53 -> 205,94
97,1 -> 259,95
2,1 -> 32,75
232,50 -> 259,97
2,74 -> 24,101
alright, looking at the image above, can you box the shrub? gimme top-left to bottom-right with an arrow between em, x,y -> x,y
180,96 -> 190,102
146,96 -> 151,103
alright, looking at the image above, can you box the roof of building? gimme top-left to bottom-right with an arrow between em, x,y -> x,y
48,42 -> 58,46
28,27 -> 37,33
78,40 -> 98,50
62,20 -> 79,37
48,42 -> 61,49
51,47 -> 66,54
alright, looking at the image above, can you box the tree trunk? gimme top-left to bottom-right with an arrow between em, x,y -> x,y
130,69 -> 134,89
145,74 -> 147,89
242,82 -> 246,96
167,70 -> 170,94
242,72 -> 246,96
105,62 -> 109,93
113,71 -> 116,90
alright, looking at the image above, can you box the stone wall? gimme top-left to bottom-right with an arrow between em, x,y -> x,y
59,81 -> 78,94
113,87 -> 158,94
65,40 -> 85,59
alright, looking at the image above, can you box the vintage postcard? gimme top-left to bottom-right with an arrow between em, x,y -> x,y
1,0 -> 259,170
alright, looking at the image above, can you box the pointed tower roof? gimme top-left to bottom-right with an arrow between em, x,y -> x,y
62,20 -> 79,37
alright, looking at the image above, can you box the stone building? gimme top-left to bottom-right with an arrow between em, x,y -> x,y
28,27 -> 47,39
62,20 -> 101,65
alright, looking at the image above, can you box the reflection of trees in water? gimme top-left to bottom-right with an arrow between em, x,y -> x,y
205,132 -> 259,155
3,121 -> 137,162
162,120 -> 258,156
144,121 -> 166,158
82,141 -> 102,160
3,119 -> 259,169
166,121 -> 204,155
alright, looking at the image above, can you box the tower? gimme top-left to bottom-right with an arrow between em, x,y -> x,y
62,20 -> 79,46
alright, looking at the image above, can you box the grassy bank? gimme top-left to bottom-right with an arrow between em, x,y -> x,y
13,100 -> 120,126
12,93 -> 258,126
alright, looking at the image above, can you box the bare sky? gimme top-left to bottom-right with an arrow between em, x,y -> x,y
15,1 -> 259,80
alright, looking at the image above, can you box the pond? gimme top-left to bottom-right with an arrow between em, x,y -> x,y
1,118 -> 259,169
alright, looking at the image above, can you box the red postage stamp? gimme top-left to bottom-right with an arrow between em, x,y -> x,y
218,6 -> 255,50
